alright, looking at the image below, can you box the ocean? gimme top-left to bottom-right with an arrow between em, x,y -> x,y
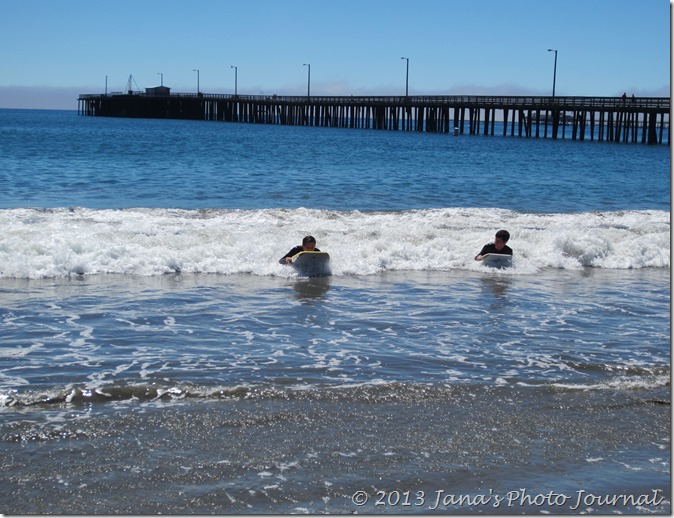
0,108 -> 670,514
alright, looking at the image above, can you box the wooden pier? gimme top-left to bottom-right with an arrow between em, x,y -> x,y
78,91 -> 670,145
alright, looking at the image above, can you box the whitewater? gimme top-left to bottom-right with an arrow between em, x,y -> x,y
0,207 -> 668,279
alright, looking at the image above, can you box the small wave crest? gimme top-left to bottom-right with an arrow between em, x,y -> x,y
2,370 -> 669,411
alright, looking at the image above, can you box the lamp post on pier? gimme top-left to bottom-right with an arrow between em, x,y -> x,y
231,66 -> 238,96
547,49 -> 557,97
193,69 -> 200,94
303,63 -> 311,97
401,57 -> 409,97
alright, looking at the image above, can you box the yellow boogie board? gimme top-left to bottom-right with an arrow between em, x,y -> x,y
479,253 -> 512,269
290,251 -> 331,277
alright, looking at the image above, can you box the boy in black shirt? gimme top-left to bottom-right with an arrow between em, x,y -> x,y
279,235 -> 320,264
475,230 -> 512,260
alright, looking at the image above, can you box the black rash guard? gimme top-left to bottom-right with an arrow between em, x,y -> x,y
279,246 -> 321,264
476,243 -> 512,260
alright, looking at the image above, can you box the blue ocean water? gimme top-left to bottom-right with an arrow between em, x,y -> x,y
0,108 -> 670,514
0,108 -> 668,212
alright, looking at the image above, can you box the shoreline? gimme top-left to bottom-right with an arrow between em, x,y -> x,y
2,387 -> 669,514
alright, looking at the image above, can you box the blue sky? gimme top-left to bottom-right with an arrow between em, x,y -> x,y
1,0 -> 670,109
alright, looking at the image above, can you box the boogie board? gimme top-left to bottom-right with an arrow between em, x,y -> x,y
290,251 -> 332,277
479,253 -> 512,268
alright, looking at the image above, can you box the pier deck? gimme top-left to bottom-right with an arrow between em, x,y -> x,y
78,92 -> 670,145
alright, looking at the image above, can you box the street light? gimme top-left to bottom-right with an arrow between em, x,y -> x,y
401,57 -> 409,97
193,69 -> 200,94
547,49 -> 557,97
158,72 -> 163,86
303,63 -> 311,97
231,65 -> 238,96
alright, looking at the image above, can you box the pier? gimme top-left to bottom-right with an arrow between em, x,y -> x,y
78,91 -> 670,145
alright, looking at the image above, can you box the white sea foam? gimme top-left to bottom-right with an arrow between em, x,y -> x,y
0,207 -> 668,279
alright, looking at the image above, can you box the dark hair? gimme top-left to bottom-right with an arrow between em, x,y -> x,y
302,235 -> 316,244
495,230 -> 510,243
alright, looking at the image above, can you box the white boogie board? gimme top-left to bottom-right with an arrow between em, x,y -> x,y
291,251 -> 331,277
479,253 -> 512,268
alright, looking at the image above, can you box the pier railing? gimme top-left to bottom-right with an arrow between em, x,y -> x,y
79,92 -> 669,109
78,92 -> 670,145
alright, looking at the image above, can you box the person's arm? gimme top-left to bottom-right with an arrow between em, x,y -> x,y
475,244 -> 489,261
279,250 -> 292,264
279,246 -> 301,264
